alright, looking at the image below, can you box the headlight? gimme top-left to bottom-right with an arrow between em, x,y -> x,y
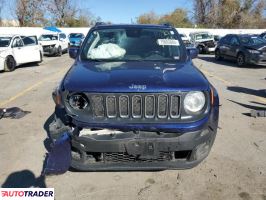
248,49 -> 260,54
184,91 -> 205,113
69,94 -> 89,110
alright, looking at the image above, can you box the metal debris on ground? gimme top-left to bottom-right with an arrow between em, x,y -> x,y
0,107 -> 31,119
250,110 -> 266,118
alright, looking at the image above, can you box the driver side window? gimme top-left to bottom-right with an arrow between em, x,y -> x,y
12,37 -> 24,48
230,37 -> 240,46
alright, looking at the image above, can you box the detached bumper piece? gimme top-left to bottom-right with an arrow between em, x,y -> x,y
70,128 -> 216,171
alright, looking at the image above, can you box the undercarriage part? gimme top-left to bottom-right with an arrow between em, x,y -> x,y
0,107 -> 31,119
43,132 -> 71,175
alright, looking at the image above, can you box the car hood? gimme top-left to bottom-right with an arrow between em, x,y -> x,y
0,47 -> 8,53
63,61 -> 210,93
39,40 -> 57,46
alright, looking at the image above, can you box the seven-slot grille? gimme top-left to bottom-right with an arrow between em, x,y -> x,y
90,94 -> 181,119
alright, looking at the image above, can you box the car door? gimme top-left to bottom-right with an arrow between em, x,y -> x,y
59,33 -> 68,50
227,36 -> 240,58
11,36 -> 27,65
219,35 -> 231,57
21,36 -> 40,62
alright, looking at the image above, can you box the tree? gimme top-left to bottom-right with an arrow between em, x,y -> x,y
159,9 -> 192,27
137,9 -> 192,27
47,0 -> 99,27
193,0 -> 266,28
137,11 -> 159,24
16,0 -> 47,27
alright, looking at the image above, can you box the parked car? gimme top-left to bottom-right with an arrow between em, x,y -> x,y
39,32 -> 68,56
68,33 -> 85,47
259,32 -> 266,40
189,32 -> 216,54
179,33 -> 190,46
215,34 -> 266,66
0,34 -> 43,72
50,23 -> 219,171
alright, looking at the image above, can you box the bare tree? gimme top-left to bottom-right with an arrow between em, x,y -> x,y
16,0 -> 47,26
0,0 -> 5,25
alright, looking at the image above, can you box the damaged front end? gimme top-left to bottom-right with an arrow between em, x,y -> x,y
48,87 -> 219,171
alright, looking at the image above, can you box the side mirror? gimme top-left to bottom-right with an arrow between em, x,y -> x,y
69,47 -> 80,59
187,47 -> 199,59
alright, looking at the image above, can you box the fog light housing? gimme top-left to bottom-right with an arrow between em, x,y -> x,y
194,142 -> 210,160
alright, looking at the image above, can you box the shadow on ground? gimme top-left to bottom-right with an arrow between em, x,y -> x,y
227,86 -> 266,98
197,55 -> 266,69
1,170 -> 46,188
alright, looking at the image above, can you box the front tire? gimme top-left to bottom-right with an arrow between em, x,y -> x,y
57,46 -> 62,57
236,53 -> 245,67
215,49 -> 223,61
4,56 -> 16,72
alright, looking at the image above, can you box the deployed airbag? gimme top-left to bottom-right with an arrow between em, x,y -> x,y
88,43 -> 126,59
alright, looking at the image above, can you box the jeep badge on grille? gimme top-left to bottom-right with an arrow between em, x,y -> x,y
129,84 -> 147,90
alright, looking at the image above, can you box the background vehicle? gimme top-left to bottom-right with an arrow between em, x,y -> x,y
0,34 -> 43,72
50,24 -> 219,171
259,32 -> 266,40
215,34 -> 266,67
189,31 -> 216,54
68,33 -> 85,47
39,33 -> 68,56
179,33 -> 191,46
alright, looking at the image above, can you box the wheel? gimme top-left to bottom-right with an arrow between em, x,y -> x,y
57,46 -> 62,57
236,53 -> 245,67
215,49 -> 223,61
4,56 -> 16,72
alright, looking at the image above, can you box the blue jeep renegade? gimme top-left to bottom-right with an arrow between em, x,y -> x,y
50,23 -> 219,171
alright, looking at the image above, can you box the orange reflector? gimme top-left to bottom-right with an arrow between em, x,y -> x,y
55,93 -> 62,105
210,88 -> 214,105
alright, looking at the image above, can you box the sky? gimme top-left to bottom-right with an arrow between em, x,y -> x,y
77,0 -> 194,23
3,0 -> 194,23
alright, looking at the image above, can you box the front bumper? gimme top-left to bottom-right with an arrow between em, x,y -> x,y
248,53 -> 266,66
43,46 -> 57,56
206,47 -> 215,53
70,126 -> 217,171
0,56 -> 5,71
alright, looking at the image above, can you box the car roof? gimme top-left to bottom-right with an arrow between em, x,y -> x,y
0,34 -> 19,37
92,24 -> 174,30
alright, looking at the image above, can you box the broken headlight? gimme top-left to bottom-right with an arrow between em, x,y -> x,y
69,94 -> 89,110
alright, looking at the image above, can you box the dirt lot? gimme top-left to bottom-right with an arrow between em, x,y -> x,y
0,54 -> 265,200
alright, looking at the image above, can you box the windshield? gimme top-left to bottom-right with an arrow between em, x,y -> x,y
69,33 -> 84,38
81,28 -> 184,62
240,36 -> 266,45
195,33 -> 213,40
39,35 -> 58,41
0,37 -> 11,47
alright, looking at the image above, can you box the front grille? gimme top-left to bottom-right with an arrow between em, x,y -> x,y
203,40 -> 215,48
90,93 -> 181,119
103,152 -> 173,163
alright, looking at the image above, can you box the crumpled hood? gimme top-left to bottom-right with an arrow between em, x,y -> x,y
63,61 -> 210,93
39,40 -> 57,46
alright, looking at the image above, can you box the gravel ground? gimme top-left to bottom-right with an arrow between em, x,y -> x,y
0,54 -> 265,200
